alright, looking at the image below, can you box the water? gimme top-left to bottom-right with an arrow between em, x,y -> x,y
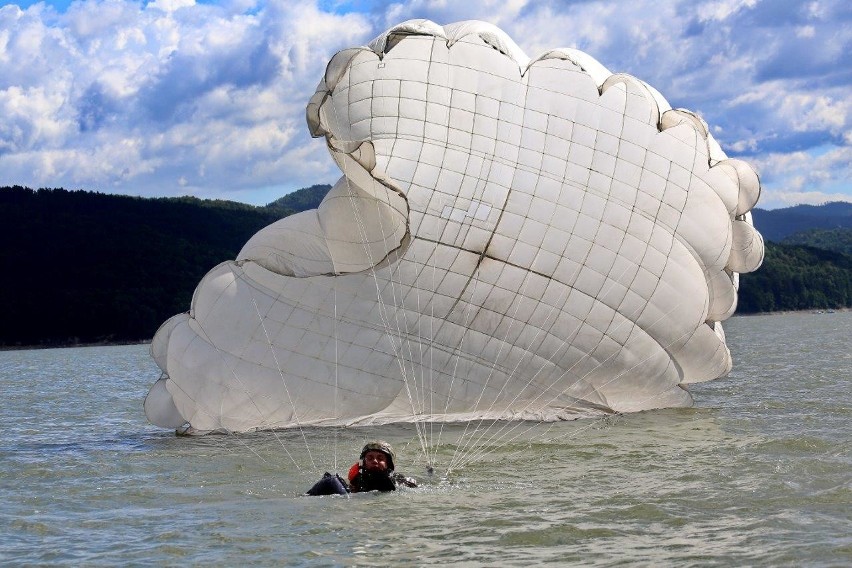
1,313 -> 850,566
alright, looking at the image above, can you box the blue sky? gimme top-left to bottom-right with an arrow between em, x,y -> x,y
0,0 -> 849,209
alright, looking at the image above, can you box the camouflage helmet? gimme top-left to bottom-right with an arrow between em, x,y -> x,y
360,440 -> 395,471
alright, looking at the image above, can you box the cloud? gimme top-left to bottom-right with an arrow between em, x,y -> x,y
749,144 -> 852,208
0,0 -> 371,200
0,0 -> 849,208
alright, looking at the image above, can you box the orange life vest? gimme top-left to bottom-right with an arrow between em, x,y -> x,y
348,462 -> 360,484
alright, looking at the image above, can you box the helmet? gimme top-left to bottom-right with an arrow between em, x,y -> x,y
360,440 -> 395,471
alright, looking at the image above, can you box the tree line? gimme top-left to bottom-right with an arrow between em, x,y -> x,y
1,185 -> 849,347
737,242 -> 852,313
0,185 -> 327,347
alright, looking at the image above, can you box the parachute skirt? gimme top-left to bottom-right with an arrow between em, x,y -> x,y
145,20 -> 763,434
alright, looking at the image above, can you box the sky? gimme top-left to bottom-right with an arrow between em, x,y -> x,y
0,0 -> 849,209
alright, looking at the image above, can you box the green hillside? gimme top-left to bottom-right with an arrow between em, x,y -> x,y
266,184 -> 332,213
0,185 -> 330,347
751,201 -> 852,242
780,228 -> 852,256
737,242 -> 852,313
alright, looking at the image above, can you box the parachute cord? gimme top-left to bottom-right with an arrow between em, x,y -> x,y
453,301 -> 691,471
340,181 -> 429,459
446,258 -> 635,471
163,376 -> 280,467
445,206 -> 672,472
447,266 -> 545,470
447,308 -> 569,472
403,195 -> 445,470
333,289 -> 339,473
331,73 -> 458,464
432,269 -> 482,461
492,340 -> 700,468
251,298 -> 317,471
452,298 -> 675,470
187,307 -> 303,470
446,193 -> 587,471
455,249 -> 689,469
373,209 -> 428,442
426,203 -> 443,469
323,92 -> 429,461
446,219 -> 677,470
415,250 -> 430,456
365,189 -> 431,460
404,243 -> 438,470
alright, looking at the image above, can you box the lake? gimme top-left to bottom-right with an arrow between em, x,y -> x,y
1,312 -> 850,566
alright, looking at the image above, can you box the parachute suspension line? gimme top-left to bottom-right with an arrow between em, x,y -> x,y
445,152 -> 591,473
251,298 -> 317,471
352,156 -> 433,461
448,242 -> 677,470
456,218 -> 687,466
437,76 -> 539,473
415,236 -> 461,471
406,245 -> 432,440
432,268 -> 483,462
338,177 -> 428,460
168,312 -> 299,469
436,127 -> 520,470
444,177 -> 671,471
432,143 -> 523,470
446,278 -> 574,473
426,73 -> 527,470
455,293 -> 675,469
421,43 -> 445,472
519,336 -> 698,454
446,242 -> 641,470
426,200 -> 445,469
163,376 -> 277,466
496,317 -> 697,467
455,299 -> 689,470
333,288 -> 339,473
366,193 -> 432,461
323,93 -> 429,460
404,193 -> 446,469
447,265 -> 543,471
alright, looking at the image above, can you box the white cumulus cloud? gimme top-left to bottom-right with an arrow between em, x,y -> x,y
0,0 -> 848,208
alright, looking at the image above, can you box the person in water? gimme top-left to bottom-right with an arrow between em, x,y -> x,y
306,440 -> 417,495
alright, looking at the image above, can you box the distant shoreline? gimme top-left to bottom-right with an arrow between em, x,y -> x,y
0,340 -> 151,352
735,307 -> 851,317
2,308 -> 849,352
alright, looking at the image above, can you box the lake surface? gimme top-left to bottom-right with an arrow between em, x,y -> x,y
1,312 -> 850,566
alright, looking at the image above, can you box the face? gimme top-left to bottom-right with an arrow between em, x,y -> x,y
362,450 -> 389,473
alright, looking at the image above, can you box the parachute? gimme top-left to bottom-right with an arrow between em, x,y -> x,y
144,20 -> 764,435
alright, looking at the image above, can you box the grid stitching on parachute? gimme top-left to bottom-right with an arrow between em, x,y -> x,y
168,25 -> 740,434
354,34 -> 684,418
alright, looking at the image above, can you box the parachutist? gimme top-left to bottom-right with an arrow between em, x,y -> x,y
306,441 -> 418,496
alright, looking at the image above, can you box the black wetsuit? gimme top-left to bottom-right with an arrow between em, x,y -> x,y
306,472 -> 349,496
306,469 -> 417,495
350,470 -> 416,492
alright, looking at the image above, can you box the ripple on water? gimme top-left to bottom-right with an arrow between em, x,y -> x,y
2,319 -> 852,566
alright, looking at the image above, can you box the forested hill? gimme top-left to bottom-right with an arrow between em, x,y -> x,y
1,185 -> 850,347
0,185 -> 329,347
751,201 -> 852,242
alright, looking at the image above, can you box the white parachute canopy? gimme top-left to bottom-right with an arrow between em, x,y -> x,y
145,20 -> 764,433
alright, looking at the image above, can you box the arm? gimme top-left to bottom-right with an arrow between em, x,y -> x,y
392,473 -> 418,488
